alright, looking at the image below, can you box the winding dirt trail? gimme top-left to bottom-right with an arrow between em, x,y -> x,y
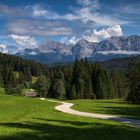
45,99 -> 140,128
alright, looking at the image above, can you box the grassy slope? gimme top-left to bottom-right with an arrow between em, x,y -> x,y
0,89 -> 140,140
71,99 -> 140,119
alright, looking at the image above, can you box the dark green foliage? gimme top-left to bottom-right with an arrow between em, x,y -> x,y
0,52 -> 139,102
92,64 -> 113,99
72,59 -> 95,99
5,84 -> 22,95
127,61 -> 140,103
84,77 -> 93,99
19,72 -> 24,83
49,59 -> 127,100
70,84 -> 77,99
22,67 -> 32,82
51,79 -> 66,99
0,72 -> 3,86
111,69 -> 128,98
0,53 -> 48,95
34,75 -> 50,97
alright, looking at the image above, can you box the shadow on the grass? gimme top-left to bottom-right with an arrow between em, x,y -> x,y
98,106 -> 140,119
0,119 -> 140,140
33,117 -> 96,126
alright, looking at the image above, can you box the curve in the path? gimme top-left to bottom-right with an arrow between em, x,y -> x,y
46,99 -> 140,128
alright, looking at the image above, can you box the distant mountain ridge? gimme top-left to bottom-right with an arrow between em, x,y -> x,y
13,35 -> 140,64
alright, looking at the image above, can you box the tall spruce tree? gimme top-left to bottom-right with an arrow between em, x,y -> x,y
111,69 -> 128,98
92,64 -> 113,99
0,72 -> 3,86
70,84 -> 77,99
52,79 -> 66,99
127,61 -> 140,103
35,75 -> 49,97
23,67 -> 32,82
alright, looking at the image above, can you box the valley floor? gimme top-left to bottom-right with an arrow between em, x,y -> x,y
47,99 -> 140,128
0,88 -> 140,140
70,99 -> 140,120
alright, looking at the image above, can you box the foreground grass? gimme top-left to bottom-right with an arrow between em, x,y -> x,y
0,89 -> 140,140
71,99 -> 140,119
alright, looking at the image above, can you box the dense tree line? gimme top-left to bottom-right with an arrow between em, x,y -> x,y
47,59 -> 128,100
127,61 -> 140,103
0,53 -> 48,95
0,53 -> 139,103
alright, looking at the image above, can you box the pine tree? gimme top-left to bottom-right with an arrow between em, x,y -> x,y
70,84 -> 77,99
23,67 -> 32,82
111,69 -> 128,98
35,75 -> 49,97
19,72 -> 24,83
9,72 -> 18,87
96,75 -> 104,99
63,66 -> 73,99
127,62 -> 140,103
84,77 -> 93,99
52,79 -> 66,99
77,78 -> 85,99
0,72 -> 3,86
92,64 -> 113,99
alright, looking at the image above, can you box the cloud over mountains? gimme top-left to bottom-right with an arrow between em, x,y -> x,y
0,0 -> 139,49
10,34 -> 37,48
60,25 -> 123,44
82,25 -> 123,42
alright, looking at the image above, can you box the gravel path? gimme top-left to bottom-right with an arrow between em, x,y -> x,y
45,99 -> 140,128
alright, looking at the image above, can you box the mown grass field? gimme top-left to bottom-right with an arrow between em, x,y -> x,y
0,88 -> 140,140
71,99 -> 140,120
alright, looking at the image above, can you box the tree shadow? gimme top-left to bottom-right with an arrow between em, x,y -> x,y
92,100 -> 126,104
95,101 -> 140,105
98,106 -> 140,119
32,117 -> 95,126
0,119 -> 140,140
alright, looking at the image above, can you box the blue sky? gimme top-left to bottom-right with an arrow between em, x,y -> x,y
0,0 -> 140,50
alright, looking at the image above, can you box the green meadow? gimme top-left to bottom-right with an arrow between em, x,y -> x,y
0,88 -> 140,140
71,99 -> 140,119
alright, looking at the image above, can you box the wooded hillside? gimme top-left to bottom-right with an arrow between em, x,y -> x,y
0,53 -> 139,103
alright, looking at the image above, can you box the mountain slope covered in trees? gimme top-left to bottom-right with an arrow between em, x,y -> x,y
0,53 -> 139,103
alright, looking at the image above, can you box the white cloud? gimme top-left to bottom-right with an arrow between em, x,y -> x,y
32,5 -> 59,19
118,3 -> 140,15
60,37 -> 68,44
0,4 -> 27,16
61,0 -> 128,26
50,27 -> 72,35
75,7 -> 128,26
60,36 -> 80,44
33,5 -> 48,17
10,34 -> 37,47
44,27 -> 73,36
78,0 -> 100,9
7,19 -> 72,36
82,25 -> 123,42
0,44 -> 8,53
60,25 -> 123,44
31,3 -> 128,26
62,14 -> 78,21
61,7 -> 125,26
68,36 -> 81,44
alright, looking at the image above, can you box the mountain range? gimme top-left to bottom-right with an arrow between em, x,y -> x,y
1,35 -> 140,64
